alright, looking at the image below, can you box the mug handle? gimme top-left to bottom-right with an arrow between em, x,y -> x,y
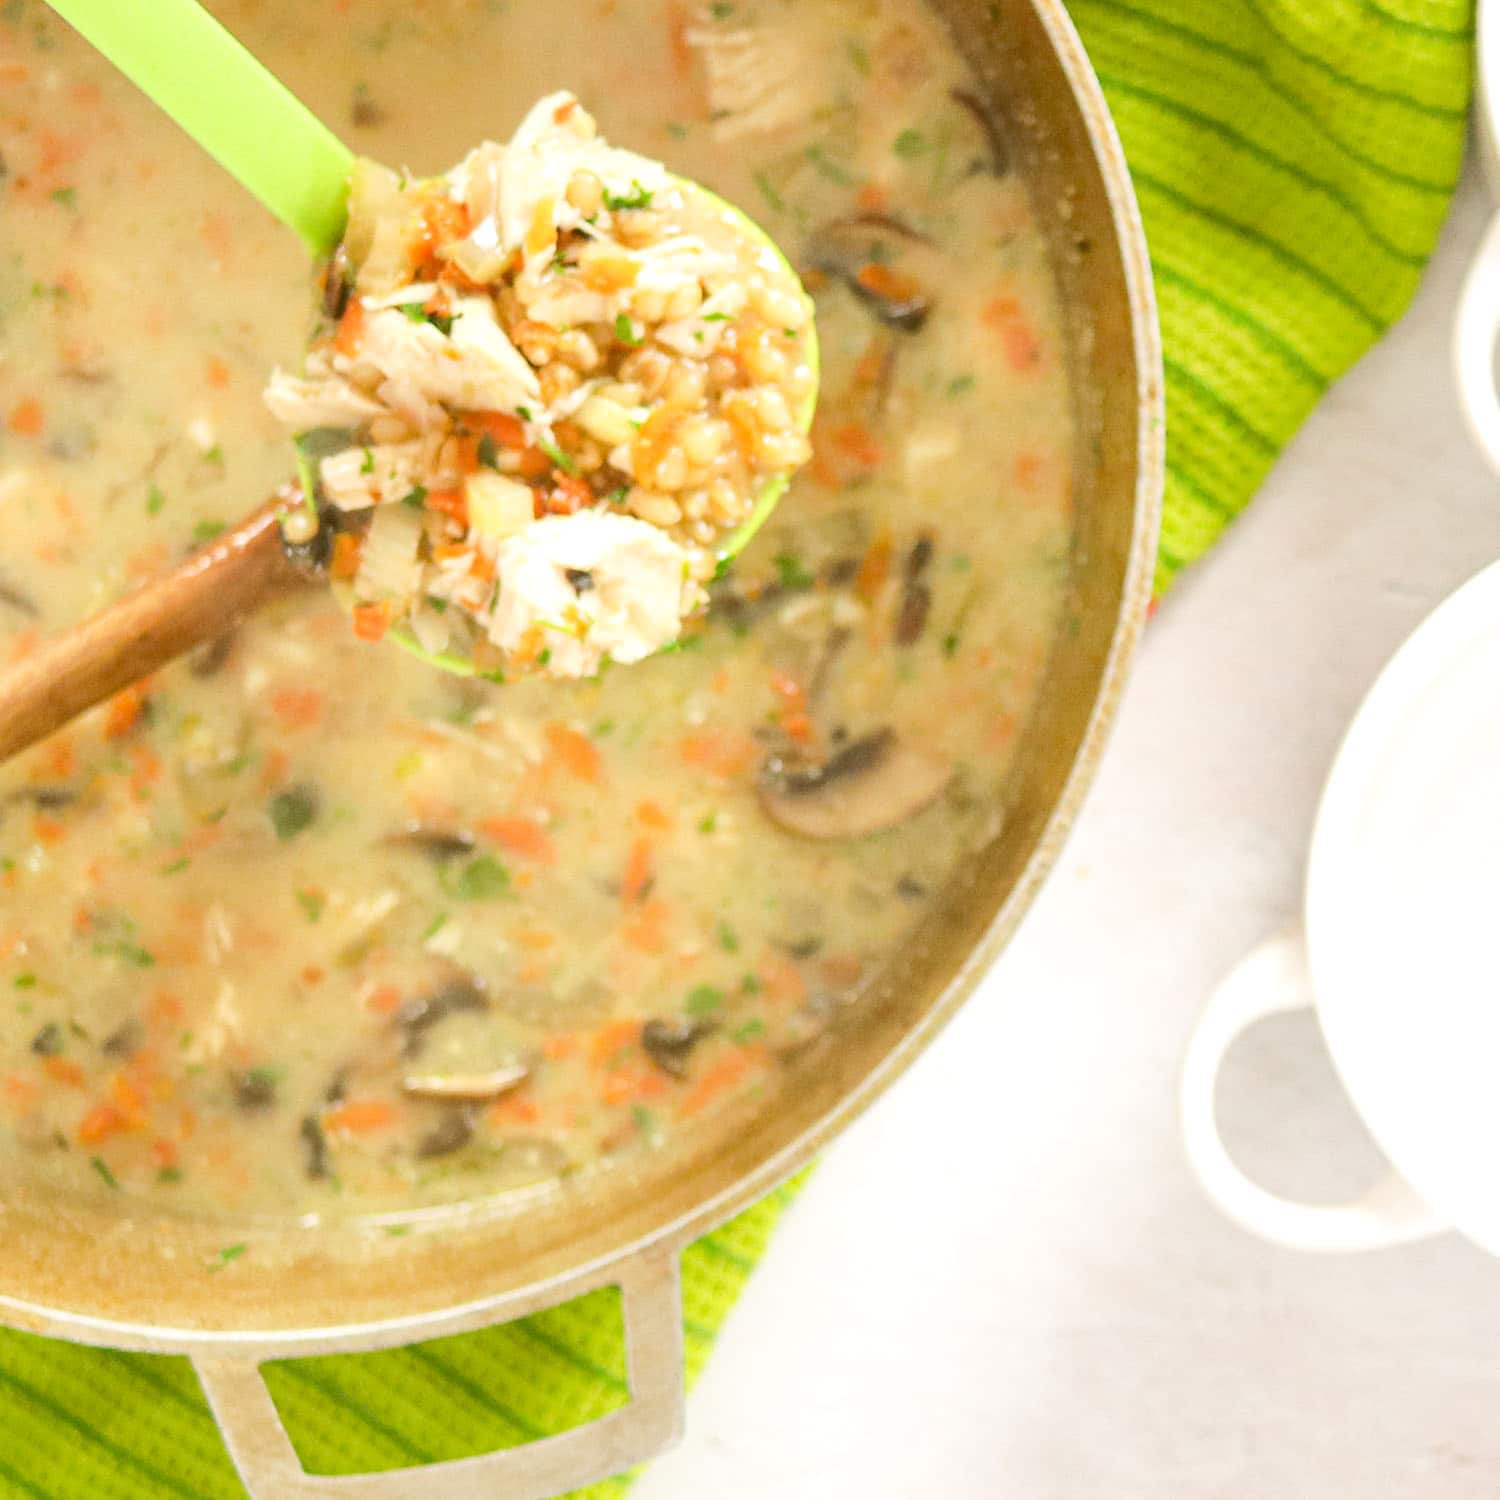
193,1248 -> 684,1500
1180,930 -> 1448,1252
1454,212 -> 1500,479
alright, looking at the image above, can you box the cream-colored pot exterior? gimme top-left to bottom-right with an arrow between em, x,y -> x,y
0,3 -> 1162,1494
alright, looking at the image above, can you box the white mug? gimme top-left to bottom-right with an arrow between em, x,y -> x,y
1181,559 -> 1500,1254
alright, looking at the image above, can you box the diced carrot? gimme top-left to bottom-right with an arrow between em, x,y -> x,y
820,953 -> 865,989
77,1103 -> 128,1145
667,0 -> 694,73
679,1048 -> 759,1118
621,897 -> 671,954
6,398 -> 42,436
981,294 -> 1041,371
856,181 -> 891,213
300,965 -> 325,986
548,472 -> 593,515
323,1099 -> 397,1134
622,835 -> 654,904
602,1068 -> 668,1107
45,738 -> 76,778
149,990 -> 185,1026
760,954 -> 807,1005
31,816 -> 65,846
636,800 -> 673,832
334,297 -> 366,357
352,602 -> 390,642
110,1073 -> 145,1123
515,926 -> 557,952
488,1092 -> 541,1126
545,722 -> 603,783
364,984 -> 403,1016
581,254 -> 641,292
542,1034 -> 578,1061
329,531 -> 363,580
425,487 -> 469,524
678,729 -> 759,780
856,263 -> 923,304
460,409 -> 528,448
150,1137 -> 179,1169
259,747 -> 290,791
831,421 -> 882,469
526,195 -> 557,258
42,1057 -> 86,1088
591,1018 -> 643,1069
199,212 -> 233,263
479,816 -> 556,863
205,357 -> 231,389
271,687 -> 324,729
854,529 -> 894,605
1014,449 -> 1045,491
103,683 -> 146,740
3,1076 -> 38,1112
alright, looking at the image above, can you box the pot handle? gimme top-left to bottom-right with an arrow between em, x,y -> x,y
193,1248 -> 684,1500
1454,211 -> 1500,479
1180,929 -> 1448,1253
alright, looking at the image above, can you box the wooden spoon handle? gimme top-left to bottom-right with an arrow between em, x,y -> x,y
0,499 -> 311,765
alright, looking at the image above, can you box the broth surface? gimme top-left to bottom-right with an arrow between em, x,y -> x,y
0,0 -> 1073,1222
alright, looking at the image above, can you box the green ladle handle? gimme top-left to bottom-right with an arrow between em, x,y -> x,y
43,0 -> 354,254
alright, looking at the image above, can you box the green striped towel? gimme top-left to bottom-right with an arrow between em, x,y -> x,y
0,3 -> 1472,1497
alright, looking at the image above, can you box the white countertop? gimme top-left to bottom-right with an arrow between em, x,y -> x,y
637,167 -> 1500,1499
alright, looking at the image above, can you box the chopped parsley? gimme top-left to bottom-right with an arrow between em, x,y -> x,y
717,922 -> 740,953
295,888 -> 325,923
538,433 -> 578,475
846,38 -> 871,75
90,1156 -> 119,1190
49,186 -> 76,209
733,1019 -> 767,1044
268,785 -> 319,841
360,447 -> 375,474
772,552 -> 815,590
603,179 -> 654,212
208,1243 -> 247,1272
947,374 -> 977,397
477,432 -> 501,470
666,122 -> 689,140
440,855 -> 511,902
400,484 -> 429,509
13,973 -> 35,990
893,128 -> 927,158
752,171 -> 785,214
614,312 -> 642,346
701,311 -> 731,322
685,984 -> 726,1017
160,856 -> 191,875
805,146 -> 855,186
604,485 -> 630,507
942,633 -> 960,658
399,302 -> 454,336
191,519 -> 226,544
145,484 -> 166,517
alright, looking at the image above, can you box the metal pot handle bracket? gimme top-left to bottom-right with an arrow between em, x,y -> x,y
192,1248 -> 685,1500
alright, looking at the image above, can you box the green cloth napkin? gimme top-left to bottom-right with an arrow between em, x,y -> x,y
0,3 -> 1473,1497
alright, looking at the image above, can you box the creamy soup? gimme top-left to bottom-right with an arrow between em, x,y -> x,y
0,0 -> 1073,1222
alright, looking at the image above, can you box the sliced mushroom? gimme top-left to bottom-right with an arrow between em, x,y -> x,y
642,1017 -> 716,1079
394,975 -> 488,1058
759,728 -> 952,839
385,825 -> 477,863
300,1114 -> 331,1180
403,1064 -> 529,1102
416,1109 -> 474,1157
804,215 -> 937,332
950,88 -> 1010,176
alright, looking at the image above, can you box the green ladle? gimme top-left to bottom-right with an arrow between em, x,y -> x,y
13,0 -> 817,694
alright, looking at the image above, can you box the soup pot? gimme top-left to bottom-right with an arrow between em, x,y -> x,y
0,3 -> 1161,1494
